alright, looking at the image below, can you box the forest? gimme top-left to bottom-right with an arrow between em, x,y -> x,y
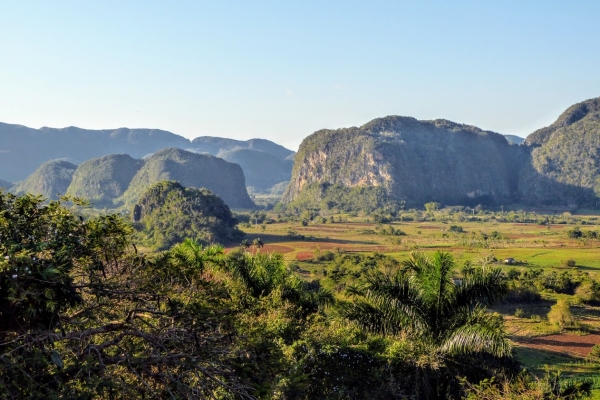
3,187 -> 600,399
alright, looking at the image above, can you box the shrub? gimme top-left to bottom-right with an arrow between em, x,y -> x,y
547,300 -> 575,329
449,225 -> 464,233
574,281 -> 600,304
588,344 -> 600,363
514,308 -> 525,318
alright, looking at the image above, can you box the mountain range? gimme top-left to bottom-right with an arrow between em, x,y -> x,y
0,124 -> 294,194
4,97 -> 600,210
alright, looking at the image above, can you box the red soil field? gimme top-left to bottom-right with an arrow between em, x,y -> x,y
514,333 -> 600,357
296,251 -> 313,261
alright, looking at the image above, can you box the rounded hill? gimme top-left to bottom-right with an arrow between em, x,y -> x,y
121,148 -> 255,209
520,97 -> 600,206
283,116 -> 520,208
133,180 -> 243,250
67,154 -> 143,207
11,160 -> 78,200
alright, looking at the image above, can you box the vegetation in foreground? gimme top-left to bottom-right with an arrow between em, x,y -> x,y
3,188 -> 600,398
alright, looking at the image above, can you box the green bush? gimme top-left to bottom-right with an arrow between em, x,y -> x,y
548,300 -> 575,329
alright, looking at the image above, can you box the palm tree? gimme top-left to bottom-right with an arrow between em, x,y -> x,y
225,250 -> 333,314
252,238 -> 264,252
339,251 -> 512,399
171,238 -> 224,276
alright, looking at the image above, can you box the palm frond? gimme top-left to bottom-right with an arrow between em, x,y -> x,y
454,266 -> 508,308
440,321 -> 512,357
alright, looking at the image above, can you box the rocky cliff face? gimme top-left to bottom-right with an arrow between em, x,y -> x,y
283,116 -> 522,207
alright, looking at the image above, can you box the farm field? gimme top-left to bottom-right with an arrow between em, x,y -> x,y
234,213 -> 600,394
237,217 -> 600,271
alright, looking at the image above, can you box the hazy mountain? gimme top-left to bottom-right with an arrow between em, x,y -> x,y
190,136 -> 294,159
519,97 -> 600,207
121,148 -> 255,209
189,136 -> 295,191
0,180 -> 12,190
504,135 -> 524,145
217,148 -> 293,191
0,123 -> 294,194
67,154 -> 144,207
0,123 -> 189,182
11,160 -> 77,200
283,116 -> 523,208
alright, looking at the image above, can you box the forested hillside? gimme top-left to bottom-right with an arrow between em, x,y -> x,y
11,160 -> 77,200
519,97 -> 600,206
67,154 -> 143,207
133,181 -> 243,249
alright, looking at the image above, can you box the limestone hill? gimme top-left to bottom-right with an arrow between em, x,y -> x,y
121,148 -> 255,209
11,160 -> 77,200
519,97 -> 600,206
67,154 -> 143,207
133,181 -> 243,250
283,116 -> 522,208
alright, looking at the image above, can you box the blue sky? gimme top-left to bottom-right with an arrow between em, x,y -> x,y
1,1 -> 599,150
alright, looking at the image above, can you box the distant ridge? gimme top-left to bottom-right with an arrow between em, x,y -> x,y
503,134 -> 524,145
0,123 -> 294,194
189,137 -> 295,191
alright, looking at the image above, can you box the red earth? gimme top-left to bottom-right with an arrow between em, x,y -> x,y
514,333 -> 600,358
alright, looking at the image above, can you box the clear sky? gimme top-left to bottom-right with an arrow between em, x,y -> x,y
1,1 -> 599,151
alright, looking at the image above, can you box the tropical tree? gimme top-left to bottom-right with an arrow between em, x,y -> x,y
171,238 -> 224,275
240,239 -> 250,250
0,192 -> 254,399
339,251 -> 513,399
252,237 -> 264,252
224,250 -> 333,313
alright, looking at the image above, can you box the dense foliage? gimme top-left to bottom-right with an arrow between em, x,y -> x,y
283,182 -> 401,214
340,252 -> 515,398
133,181 -> 244,250
3,190 -> 592,399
